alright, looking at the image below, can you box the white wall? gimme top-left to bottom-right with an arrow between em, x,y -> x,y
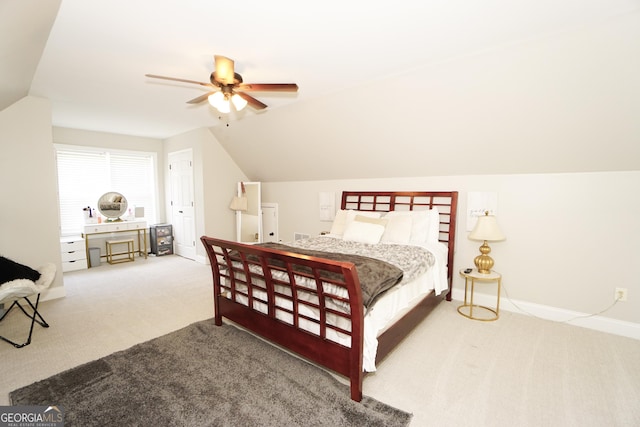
0,96 -> 64,298
262,171 -> 640,331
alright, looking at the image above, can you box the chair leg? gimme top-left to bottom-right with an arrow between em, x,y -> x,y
14,295 -> 49,328
0,294 -> 48,348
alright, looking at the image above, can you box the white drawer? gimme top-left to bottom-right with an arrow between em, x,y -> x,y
84,225 -> 106,233
61,250 -> 85,262
84,221 -> 147,234
84,223 -> 122,232
60,239 -> 84,252
62,259 -> 88,272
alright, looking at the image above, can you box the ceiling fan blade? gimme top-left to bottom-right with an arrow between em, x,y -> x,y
214,55 -> 236,85
146,74 -> 214,88
186,91 -> 215,104
238,83 -> 299,92
236,92 -> 268,110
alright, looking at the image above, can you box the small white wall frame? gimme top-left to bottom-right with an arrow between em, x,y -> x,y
467,192 -> 499,231
319,192 -> 336,221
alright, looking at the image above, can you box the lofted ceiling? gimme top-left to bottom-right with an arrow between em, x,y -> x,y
2,0 -> 639,181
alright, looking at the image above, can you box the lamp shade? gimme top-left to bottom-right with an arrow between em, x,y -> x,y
468,214 -> 505,242
208,92 -> 230,113
229,196 -> 248,211
231,93 -> 248,111
208,91 -> 224,108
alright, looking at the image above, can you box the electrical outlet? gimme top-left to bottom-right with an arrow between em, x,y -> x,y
615,288 -> 628,302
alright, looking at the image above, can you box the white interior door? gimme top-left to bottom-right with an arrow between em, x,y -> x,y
262,203 -> 278,243
168,149 -> 196,260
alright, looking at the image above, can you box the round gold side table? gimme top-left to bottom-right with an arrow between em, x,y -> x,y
457,268 -> 502,321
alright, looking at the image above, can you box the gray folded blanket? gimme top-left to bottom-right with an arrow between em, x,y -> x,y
256,242 -> 403,310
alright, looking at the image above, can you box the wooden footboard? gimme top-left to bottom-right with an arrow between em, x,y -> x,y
201,190 -> 458,402
200,237 -> 366,401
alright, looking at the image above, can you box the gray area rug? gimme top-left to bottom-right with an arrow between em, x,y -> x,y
10,320 -> 412,426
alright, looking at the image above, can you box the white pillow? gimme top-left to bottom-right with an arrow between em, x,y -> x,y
349,210 -> 381,220
353,215 -> 387,227
384,208 -> 440,244
342,220 -> 385,244
381,214 -> 412,244
426,207 -> 440,244
329,210 -> 382,237
385,210 -> 428,243
329,209 -> 350,236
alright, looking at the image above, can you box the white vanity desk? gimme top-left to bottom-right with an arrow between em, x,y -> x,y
82,220 -> 148,265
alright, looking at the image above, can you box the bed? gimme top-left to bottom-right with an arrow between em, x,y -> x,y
201,190 -> 458,401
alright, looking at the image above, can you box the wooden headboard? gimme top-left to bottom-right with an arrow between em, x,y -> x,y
341,191 -> 458,299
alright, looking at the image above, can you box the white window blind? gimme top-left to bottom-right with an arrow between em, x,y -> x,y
56,146 -> 157,235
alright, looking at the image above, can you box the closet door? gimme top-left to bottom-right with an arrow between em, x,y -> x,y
261,203 -> 278,243
169,149 -> 196,259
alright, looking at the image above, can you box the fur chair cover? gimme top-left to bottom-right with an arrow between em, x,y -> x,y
0,263 -> 56,303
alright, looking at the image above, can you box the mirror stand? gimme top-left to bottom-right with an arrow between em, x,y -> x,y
235,182 -> 262,244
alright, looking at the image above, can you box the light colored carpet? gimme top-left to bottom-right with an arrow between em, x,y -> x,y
1,255 -> 639,426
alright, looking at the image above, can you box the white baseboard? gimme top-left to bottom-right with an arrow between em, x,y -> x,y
195,254 -> 208,265
450,288 -> 640,341
41,285 -> 66,302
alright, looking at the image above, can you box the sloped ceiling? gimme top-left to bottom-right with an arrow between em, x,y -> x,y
2,0 -> 639,181
0,0 -> 61,109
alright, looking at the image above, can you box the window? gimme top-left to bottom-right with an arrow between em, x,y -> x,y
56,145 -> 158,235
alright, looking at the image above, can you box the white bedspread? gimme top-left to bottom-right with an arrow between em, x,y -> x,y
289,236 -> 449,371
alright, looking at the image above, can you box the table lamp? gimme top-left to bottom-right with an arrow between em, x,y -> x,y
229,182 -> 248,211
468,211 -> 505,274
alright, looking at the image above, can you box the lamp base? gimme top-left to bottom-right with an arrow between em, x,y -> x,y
474,241 -> 494,274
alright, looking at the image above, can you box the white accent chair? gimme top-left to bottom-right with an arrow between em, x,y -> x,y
0,263 -> 56,348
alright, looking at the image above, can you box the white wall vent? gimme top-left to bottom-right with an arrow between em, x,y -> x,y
294,232 -> 310,241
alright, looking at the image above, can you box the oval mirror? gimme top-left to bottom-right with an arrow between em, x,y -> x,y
98,192 -> 128,221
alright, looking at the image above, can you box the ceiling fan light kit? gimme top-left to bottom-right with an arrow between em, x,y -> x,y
208,92 -> 249,113
208,92 -> 229,113
146,55 -> 298,114
231,93 -> 248,111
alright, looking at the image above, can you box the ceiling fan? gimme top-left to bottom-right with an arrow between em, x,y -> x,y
146,55 -> 298,113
